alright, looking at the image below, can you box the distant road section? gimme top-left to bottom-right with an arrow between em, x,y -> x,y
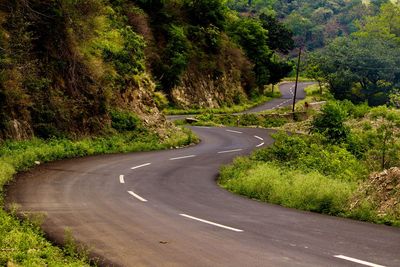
167,81 -> 314,121
242,81 -> 314,113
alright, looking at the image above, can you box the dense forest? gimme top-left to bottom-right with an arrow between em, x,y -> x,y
228,0 -> 381,50
305,1 -> 400,106
0,0 -> 293,140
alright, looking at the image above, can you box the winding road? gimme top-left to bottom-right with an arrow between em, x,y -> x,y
5,82 -> 400,267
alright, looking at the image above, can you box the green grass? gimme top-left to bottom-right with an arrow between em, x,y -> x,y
220,159 -> 354,215
164,90 -> 281,115
283,77 -> 315,82
0,127 -> 197,266
188,113 -> 290,128
218,156 -> 400,224
295,83 -> 333,110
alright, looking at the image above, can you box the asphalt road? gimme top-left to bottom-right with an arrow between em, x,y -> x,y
5,83 -> 400,267
242,81 -> 314,113
166,81 -> 314,121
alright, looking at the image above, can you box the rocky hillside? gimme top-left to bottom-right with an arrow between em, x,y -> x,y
351,167 -> 400,223
0,0 -> 167,140
0,0 -> 292,140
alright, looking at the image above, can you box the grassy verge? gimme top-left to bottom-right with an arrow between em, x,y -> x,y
178,113 -> 292,128
0,127 -> 197,266
283,77 -> 315,82
164,90 -> 281,115
219,102 -> 400,226
220,159 -> 354,215
295,83 -> 333,109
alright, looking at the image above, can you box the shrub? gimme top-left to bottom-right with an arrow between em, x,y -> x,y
153,91 -> 169,110
310,101 -> 349,143
110,110 -> 141,131
252,132 -> 365,181
252,132 -> 308,163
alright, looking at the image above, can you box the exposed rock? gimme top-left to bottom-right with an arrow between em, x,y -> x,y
171,70 -> 247,109
2,120 -> 34,141
351,167 -> 400,217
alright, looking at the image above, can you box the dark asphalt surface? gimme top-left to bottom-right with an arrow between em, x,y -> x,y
242,81 -> 313,113
5,82 -> 400,267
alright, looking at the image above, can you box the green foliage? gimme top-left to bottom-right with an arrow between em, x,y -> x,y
259,13 -> 294,53
308,2 -> 400,106
218,101 -> 400,226
153,91 -> 169,110
184,0 -> 227,28
310,101 -> 350,143
0,209 -> 88,266
102,26 -> 145,77
110,110 -> 141,131
190,112 -> 289,128
220,161 -> 354,215
252,132 -> 365,181
161,24 -> 191,90
363,107 -> 400,170
228,17 -> 272,87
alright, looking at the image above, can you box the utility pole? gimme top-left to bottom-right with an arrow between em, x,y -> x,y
292,47 -> 302,113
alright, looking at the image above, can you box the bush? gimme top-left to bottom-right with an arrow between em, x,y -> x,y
310,101 -> 349,143
252,132 -> 308,162
110,110 -> 141,131
153,91 -> 169,110
252,132 -> 365,181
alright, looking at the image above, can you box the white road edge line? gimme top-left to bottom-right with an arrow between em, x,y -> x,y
169,155 -> 196,161
131,163 -> 151,170
180,214 -> 243,232
119,175 -> 125,184
254,135 -> 264,141
256,142 -> 265,148
334,255 -> 386,267
226,129 -> 243,134
128,191 -> 148,202
218,149 -> 243,154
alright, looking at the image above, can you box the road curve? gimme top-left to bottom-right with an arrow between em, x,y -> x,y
243,81 -> 314,113
5,126 -> 400,267
167,81 -> 314,121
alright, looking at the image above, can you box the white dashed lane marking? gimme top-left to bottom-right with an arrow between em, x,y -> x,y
226,129 -> 243,134
256,142 -> 265,148
180,214 -> 243,232
334,255 -> 386,267
254,135 -> 263,141
128,191 -> 148,202
218,149 -> 243,154
119,175 -> 125,184
169,155 -> 196,161
131,163 -> 151,170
